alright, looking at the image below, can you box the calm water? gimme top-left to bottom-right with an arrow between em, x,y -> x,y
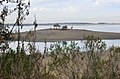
9,24 -> 120,52
17,24 -> 120,33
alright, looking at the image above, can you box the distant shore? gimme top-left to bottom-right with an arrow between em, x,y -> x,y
13,29 -> 120,42
7,22 -> 120,26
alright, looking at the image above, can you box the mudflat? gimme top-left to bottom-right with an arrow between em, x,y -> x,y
13,29 -> 120,42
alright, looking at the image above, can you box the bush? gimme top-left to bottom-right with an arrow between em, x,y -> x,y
62,25 -> 68,30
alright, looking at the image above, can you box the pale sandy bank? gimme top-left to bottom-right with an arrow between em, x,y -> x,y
13,29 -> 120,42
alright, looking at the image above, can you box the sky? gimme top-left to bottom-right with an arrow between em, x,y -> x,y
4,0 -> 120,23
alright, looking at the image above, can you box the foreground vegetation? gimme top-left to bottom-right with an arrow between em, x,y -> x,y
0,0 -> 120,79
0,35 -> 120,79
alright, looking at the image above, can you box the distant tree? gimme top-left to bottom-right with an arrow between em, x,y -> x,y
53,23 -> 61,29
62,25 -> 68,30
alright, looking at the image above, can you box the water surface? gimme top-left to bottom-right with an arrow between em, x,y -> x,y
9,24 -> 120,52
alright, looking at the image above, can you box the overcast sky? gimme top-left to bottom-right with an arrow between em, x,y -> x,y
5,0 -> 120,23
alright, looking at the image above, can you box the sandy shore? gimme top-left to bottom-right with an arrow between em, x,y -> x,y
13,29 -> 120,42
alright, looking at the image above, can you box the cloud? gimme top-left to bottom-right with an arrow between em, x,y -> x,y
3,0 -> 120,23
95,0 -> 120,5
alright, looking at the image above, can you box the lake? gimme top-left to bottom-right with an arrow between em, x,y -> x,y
9,24 -> 120,52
